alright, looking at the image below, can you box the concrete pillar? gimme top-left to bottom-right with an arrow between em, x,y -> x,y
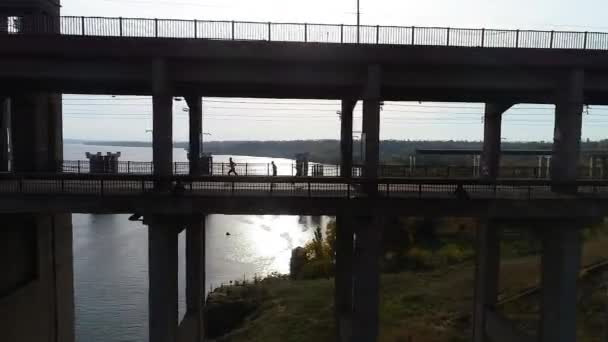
551,70 -> 584,191
185,217 -> 206,342
11,93 -> 63,172
362,65 -> 381,181
352,217 -> 382,342
148,218 -> 179,342
0,97 -> 10,172
539,225 -> 582,342
186,96 -> 203,176
472,221 -> 501,342
341,99 -> 356,178
481,103 -> 512,180
152,59 -> 173,185
0,15 -> 7,33
335,215 -> 354,342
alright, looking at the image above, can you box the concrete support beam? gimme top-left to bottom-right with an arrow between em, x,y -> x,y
148,218 -> 179,342
362,65 -> 382,182
335,214 -> 354,342
472,221 -> 500,342
11,93 -> 63,172
340,99 -> 356,178
539,225 -> 582,342
152,59 -> 173,186
352,216 -> 382,342
186,96 -> 202,176
185,217 -> 206,342
0,97 -> 10,172
480,103 -> 512,180
551,69 -> 584,192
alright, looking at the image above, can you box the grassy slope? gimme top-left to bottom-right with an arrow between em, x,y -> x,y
220,236 -> 608,342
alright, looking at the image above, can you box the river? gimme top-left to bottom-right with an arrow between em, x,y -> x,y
66,143 -> 328,342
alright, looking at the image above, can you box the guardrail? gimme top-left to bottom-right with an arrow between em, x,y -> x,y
5,15 -> 608,50
58,160 -> 605,179
0,174 -> 607,199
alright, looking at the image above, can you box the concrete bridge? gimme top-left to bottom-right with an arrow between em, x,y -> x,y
0,1 -> 606,342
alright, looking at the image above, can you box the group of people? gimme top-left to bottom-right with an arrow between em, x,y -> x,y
227,157 -> 277,176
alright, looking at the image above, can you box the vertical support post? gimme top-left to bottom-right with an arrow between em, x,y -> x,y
304,23 -> 308,42
81,16 -> 85,36
539,224 -> 582,342
411,26 -> 415,45
335,215 -> 354,342
472,221 -> 501,342
340,24 -> 344,43
352,216 -> 382,342
583,31 -> 588,49
152,59 -> 173,190
231,21 -> 235,40
148,218 -> 179,342
480,103 -> 512,180
550,30 -> 554,48
186,96 -> 202,176
481,28 -> 485,47
0,98 -> 10,172
551,69 -> 584,192
515,29 -> 520,48
446,27 -> 450,46
186,216 -> 206,342
341,99 -> 356,178
268,21 -> 271,41
155,18 -> 159,37
194,19 -> 197,38
119,17 -> 123,37
376,25 -> 380,44
362,65 -> 381,185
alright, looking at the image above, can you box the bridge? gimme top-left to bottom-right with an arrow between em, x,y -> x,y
0,1 -> 604,342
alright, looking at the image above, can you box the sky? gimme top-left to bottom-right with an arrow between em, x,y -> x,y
58,0 -> 608,142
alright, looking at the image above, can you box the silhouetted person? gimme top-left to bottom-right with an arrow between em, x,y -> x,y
271,161 -> 278,177
454,183 -> 470,200
228,157 -> 238,176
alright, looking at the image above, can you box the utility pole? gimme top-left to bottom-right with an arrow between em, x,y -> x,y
357,0 -> 360,43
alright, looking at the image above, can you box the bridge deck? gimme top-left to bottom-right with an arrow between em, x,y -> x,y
1,175 -> 607,219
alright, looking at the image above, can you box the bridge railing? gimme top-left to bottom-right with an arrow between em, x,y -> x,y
0,173 -> 607,199
58,160 -> 606,179
5,15 -> 608,50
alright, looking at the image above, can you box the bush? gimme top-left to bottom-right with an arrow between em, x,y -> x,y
437,244 -> 474,265
298,258 -> 334,280
405,247 -> 435,270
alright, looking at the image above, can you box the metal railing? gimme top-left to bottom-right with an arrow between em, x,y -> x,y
5,15 -> 608,50
0,173 -> 607,200
58,160 -> 606,180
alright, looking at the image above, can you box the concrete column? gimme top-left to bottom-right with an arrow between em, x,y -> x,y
11,93 -> 63,172
539,225 -> 582,342
340,100 -> 356,178
480,103 -> 512,180
472,221 -> 501,342
0,15 -> 7,33
335,215 -> 354,342
148,218 -> 179,342
551,70 -> 584,191
0,97 -> 10,172
152,59 -> 173,185
186,96 -> 203,176
185,217 -> 206,342
352,216 -> 382,342
362,65 -> 381,181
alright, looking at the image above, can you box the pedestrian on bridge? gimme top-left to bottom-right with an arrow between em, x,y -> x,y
271,161 -> 277,177
228,157 -> 238,176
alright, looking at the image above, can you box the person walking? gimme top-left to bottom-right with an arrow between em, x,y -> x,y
228,157 -> 238,176
271,161 -> 278,177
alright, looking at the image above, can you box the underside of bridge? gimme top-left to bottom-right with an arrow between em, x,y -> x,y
0,2 -> 602,342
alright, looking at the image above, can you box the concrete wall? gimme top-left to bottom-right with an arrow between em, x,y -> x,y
0,213 -> 74,342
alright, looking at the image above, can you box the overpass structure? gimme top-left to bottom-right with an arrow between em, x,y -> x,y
0,1 -> 606,342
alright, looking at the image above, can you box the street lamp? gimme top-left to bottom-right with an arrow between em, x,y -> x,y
357,0 -> 360,43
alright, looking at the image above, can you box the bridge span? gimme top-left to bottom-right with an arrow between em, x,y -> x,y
0,5 -> 604,342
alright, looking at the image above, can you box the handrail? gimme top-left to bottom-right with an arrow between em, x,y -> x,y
4,15 -> 608,51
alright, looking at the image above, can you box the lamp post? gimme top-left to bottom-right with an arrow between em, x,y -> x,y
357,0 -> 360,43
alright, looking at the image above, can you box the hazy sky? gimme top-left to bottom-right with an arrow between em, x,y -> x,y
59,0 -> 608,142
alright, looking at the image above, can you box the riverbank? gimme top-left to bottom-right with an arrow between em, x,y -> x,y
209,235 -> 608,342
